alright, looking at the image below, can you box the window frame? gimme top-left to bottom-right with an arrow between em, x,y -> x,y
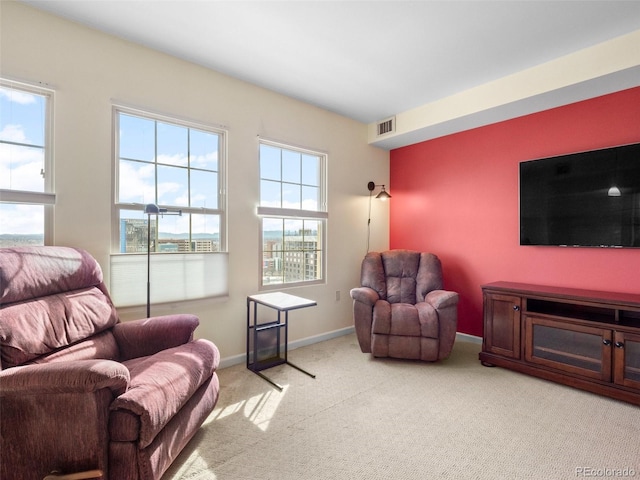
111,104 -> 228,254
257,138 -> 328,290
109,105 -> 229,308
0,78 -> 55,246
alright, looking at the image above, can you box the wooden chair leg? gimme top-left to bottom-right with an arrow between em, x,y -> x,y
43,470 -> 104,480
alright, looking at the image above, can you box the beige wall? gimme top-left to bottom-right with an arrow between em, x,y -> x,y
1,2 -> 390,364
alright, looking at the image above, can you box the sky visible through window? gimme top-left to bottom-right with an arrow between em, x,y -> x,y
259,143 -> 320,211
0,85 -> 47,240
118,114 -> 219,214
116,111 -> 223,253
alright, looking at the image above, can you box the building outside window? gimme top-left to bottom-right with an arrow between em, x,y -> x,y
258,140 -> 327,288
0,79 -> 54,247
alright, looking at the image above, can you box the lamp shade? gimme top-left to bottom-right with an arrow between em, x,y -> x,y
144,203 -> 160,214
367,181 -> 391,199
375,185 -> 391,200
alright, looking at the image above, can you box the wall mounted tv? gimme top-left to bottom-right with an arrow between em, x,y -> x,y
520,142 -> 640,248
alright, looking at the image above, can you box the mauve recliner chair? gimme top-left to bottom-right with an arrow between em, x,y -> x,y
350,249 -> 459,361
0,246 -> 220,480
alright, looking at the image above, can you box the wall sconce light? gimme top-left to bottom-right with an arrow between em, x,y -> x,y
144,203 -> 182,318
366,181 -> 391,254
368,181 -> 392,200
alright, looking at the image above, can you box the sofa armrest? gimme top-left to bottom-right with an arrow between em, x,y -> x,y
350,287 -> 380,354
0,360 -> 129,397
425,290 -> 459,361
113,314 -> 199,361
350,287 -> 379,306
111,339 -> 218,448
425,290 -> 459,310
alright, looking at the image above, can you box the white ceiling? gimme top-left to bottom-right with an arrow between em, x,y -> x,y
19,1 -> 640,136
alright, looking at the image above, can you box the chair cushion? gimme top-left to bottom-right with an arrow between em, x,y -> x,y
371,301 -> 438,339
382,250 -> 420,304
372,302 -> 418,336
26,330 -> 120,365
109,339 -> 219,448
0,246 -> 105,305
0,246 -> 118,369
0,287 -> 118,368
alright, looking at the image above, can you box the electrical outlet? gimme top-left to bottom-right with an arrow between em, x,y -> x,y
335,290 -> 340,301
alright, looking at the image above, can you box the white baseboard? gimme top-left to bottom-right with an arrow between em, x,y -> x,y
218,325 -> 355,369
219,327 -> 479,369
456,332 -> 482,344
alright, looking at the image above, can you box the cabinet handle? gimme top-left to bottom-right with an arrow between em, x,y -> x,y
513,305 -> 520,311
603,339 -> 612,346
615,342 -> 625,349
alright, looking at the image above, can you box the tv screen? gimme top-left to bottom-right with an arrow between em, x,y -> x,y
520,142 -> 640,248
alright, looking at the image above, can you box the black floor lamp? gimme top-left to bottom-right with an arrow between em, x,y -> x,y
144,203 -> 182,318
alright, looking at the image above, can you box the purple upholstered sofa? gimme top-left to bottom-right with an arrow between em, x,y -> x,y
350,249 -> 459,361
0,246 -> 220,480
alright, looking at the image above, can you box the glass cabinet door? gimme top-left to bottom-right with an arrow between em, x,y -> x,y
525,316 -> 612,381
614,331 -> 640,389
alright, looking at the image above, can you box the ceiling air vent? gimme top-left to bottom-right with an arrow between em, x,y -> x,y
376,117 -> 395,136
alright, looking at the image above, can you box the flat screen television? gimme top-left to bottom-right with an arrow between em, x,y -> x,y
520,142 -> 640,248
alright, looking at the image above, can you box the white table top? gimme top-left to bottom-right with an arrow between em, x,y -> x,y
248,292 -> 317,311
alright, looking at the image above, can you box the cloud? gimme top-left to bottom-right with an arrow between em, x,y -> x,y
301,198 -> 318,210
0,159 -> 44,191
118,160 -> 188,207
190,192 -> 208,205
0,87 -> 37,105
157,153 -> 188,167
0,141 -> 44,191
157,181 -> 186,205
190,152 -> 218,169
117,161 -> 155,203
0,204 -> 43,235
191,213 -> 218,233
157,213 -> 189,234
0,124 -> 27,143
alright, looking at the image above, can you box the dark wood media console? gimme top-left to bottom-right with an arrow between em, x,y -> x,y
479,281 -> 640,405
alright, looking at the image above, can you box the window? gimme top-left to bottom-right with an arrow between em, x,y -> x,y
114,107 -> 225,253
111,106 -> 228,307
258,140 -> 327,288
0,79 -> 54,247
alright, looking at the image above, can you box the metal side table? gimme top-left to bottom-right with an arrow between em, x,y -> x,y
246,292 -> 317,390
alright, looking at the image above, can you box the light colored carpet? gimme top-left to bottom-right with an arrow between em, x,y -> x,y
163,334 -> 640,480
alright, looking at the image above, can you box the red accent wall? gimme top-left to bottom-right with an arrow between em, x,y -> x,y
390,86 -> 640,337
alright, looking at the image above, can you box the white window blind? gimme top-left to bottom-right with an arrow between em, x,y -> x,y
110,252 -> 229,307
